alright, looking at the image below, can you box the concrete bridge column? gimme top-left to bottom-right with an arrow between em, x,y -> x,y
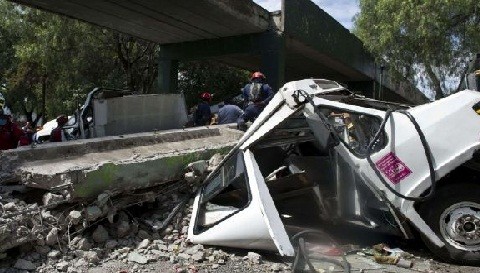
259,31 -> 286,92
157,47 -> 179,94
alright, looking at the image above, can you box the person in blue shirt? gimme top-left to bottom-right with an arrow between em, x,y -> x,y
238,72 -> 274,129
218,98 -> 244,125
194,92 -> 213,126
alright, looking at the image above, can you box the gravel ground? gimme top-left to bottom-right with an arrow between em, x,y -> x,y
2,223 -> 478,273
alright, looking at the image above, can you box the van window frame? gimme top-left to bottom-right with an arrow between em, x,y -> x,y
315,105 -> 388,158
193,150 -> 252,235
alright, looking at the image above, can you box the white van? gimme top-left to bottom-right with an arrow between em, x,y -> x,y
188,79 -> 480,265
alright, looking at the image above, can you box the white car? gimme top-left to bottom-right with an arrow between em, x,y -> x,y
34,116 -> 75,143
188,79 -> 480,265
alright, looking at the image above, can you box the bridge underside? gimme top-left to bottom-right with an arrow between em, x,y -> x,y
11,0 -> 270,44
9,0 -> 428,104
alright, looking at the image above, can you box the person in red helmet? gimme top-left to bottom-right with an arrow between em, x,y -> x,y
50,115 -> 68,142
238,71 -> 274,129
194,92 -> 213,126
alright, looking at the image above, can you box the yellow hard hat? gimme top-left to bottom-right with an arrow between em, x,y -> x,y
475,70 -> 480,76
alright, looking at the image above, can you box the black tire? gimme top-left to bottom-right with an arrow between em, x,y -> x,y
418,183 -> 480,265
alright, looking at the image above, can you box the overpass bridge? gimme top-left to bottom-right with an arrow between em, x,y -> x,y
10,0 -> 428,104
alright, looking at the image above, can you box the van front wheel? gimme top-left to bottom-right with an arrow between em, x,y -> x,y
419,183 -> 480,265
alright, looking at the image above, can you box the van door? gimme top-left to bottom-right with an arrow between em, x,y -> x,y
188,149 -> 295,256
303,101 -> 401,225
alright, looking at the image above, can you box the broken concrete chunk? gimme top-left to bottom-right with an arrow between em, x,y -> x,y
16,225 -> 29,237
177,253 -> 191,260
35,246 -> 51,255
105,240 -> 118,249
41,210 -> 57,224
86,206 -> 102,222
128,252 -> 148,264
36,236 -> 46,246
92,225 -> 109,243
246,252 -> 262,264
191,252 -> 205,262
68,210 -> 82,225
185,244 -> 203,255
96,193 -> 110,207
46,228 -> 59,246
184,172 -> 198,183
3,202 -> 17,211
47,250 -> 61,259
43,193 -> 64,206
14,258 -> 36,270
74,258 -> 88,267
83,251 -> 100,264
116,220 -> 131,238
0,226 -> 11,242
56,261 -> 69,271
69,236 -> 81,247
76,238 -> 92,251
156,244 -> 168,252
137,239 -> 150,249
187,160 -> 208,175
137,229 -> 150,240
271,264 -> 282,272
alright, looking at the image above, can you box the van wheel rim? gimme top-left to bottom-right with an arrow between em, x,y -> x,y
440,202 -> 480,251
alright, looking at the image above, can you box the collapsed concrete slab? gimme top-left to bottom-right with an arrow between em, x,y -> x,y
0,126 -> 242,253
1,126 -> 242,199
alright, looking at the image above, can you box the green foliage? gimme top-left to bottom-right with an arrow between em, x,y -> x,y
0,0 -> 249,123
112,34 -> 159,94
0,0 -> 159,122
354,0 -> 480,99
179,61 -> 249,107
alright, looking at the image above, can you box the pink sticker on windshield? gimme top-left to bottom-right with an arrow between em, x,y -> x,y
375,152 -> 412,185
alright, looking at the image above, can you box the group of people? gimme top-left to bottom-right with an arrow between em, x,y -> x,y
193,71 -> 274,129
0,94 -> 68,150
2,71 -> 274,149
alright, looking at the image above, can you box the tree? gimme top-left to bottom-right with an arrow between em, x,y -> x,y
0,1 -> 127,122
354,0 -> 480,100
178,61 -> 249,107
0,1 -> 160,121
112,33 -> 159,93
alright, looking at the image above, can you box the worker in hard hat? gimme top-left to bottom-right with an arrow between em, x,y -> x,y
194,92 -> 213,126
238,72 -> 274,129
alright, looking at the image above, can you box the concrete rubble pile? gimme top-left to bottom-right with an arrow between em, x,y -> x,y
0,127 -> 242,251
0,153 -> 292,273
